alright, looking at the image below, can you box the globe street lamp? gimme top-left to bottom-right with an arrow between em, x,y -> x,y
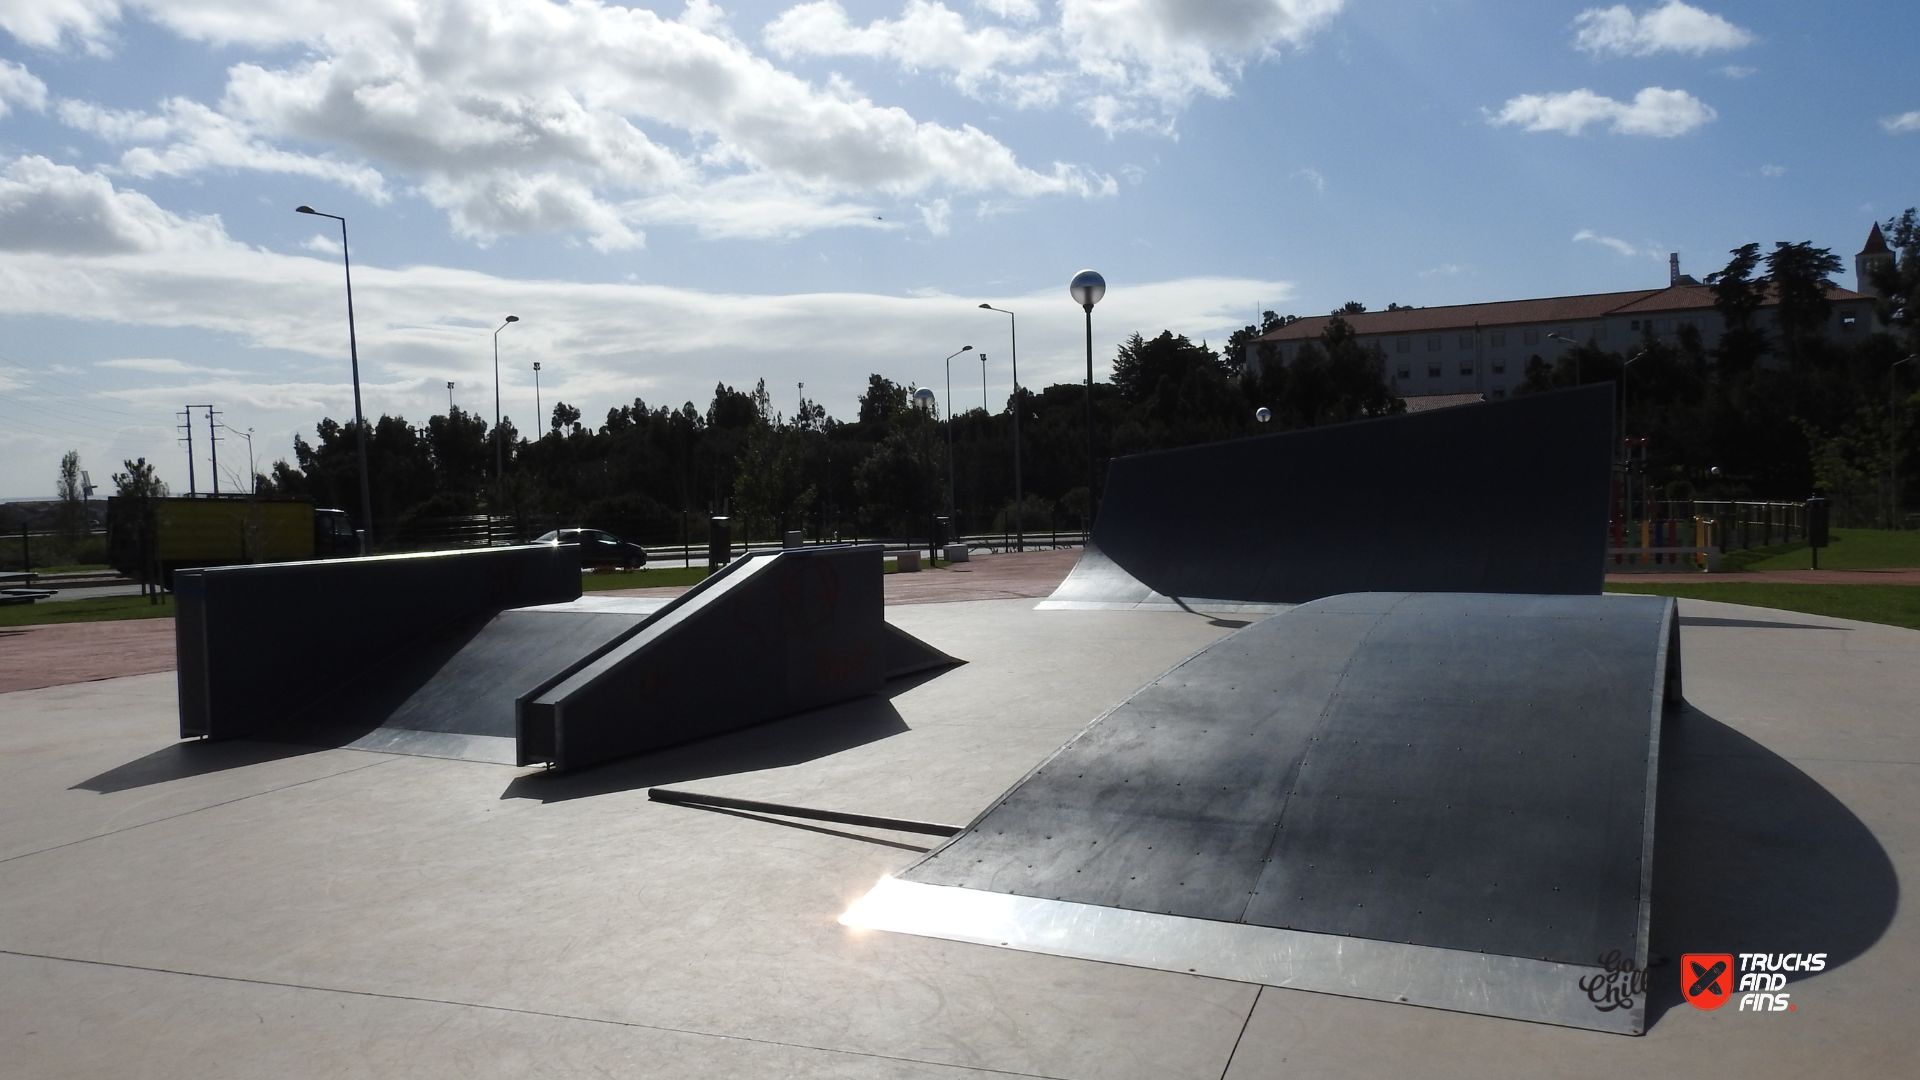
943,346 -> 972,524
979,303 -> 1024,551
295,205 -> 373,555
493,315 -> 519,479
1070,269 -> 1105,529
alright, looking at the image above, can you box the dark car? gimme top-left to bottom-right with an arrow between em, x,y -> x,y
535,528 -> 649,570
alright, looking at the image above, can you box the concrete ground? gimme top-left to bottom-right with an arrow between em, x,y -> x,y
1,583 -> 1915,1076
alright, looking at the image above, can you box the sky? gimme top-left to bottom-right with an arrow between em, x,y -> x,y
0,0 -> 1915,498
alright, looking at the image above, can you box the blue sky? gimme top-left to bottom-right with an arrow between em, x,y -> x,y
1,0 -> 1915,497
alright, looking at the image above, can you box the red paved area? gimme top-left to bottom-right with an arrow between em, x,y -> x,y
599,546 -> 1085,606
0,619 -> 177,694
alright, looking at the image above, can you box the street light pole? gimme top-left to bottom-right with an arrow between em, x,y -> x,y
493,315 -> 519,479
447,381 -> 455,414
295,205 -> 374,555
942,346 -> 972,525
533,362 -> 543,436
1070,270 -> 1106,531
1896,355 -> 1917,529
1547,332 -> 1581,384
980,304 -> 1024,551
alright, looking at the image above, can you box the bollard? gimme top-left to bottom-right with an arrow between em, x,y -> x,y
707,516 -> 731,577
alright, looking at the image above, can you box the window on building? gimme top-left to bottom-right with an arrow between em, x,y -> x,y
1490,389 -> 1507,399
1458,333 -> 1475,349
1492,360 -> 1506,375
1427,362 -> 1442,377
1459,361 -> 1474,376
1523,329 -> 1539,346
1840,309 -> 1858,331
1427,336 -> 1441,351
1396,337 -> 1410,353
1490,331 -> 1506,347
1630,320 -> 1641,331
1396,364 -> 1411,379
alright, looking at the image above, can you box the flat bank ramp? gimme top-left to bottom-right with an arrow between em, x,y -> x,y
1041,384 -> 1615,610
847,591 -> 1679,1034
519,545 -> 956,771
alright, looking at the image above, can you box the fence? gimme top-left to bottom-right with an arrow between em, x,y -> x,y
1607,499 -> 1807,569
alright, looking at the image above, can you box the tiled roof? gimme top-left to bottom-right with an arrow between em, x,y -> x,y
1254,283 -> 1874,343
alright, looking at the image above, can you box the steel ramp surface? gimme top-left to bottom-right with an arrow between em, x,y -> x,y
1040,384 -> 1614,609
848,591 -> 1679,1034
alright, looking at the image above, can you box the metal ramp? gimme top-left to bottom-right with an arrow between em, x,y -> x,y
847,590 -> 1680,1034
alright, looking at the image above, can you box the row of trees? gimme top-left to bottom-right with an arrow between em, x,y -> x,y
1515,219 -> 1920,526
243,209 -> 1920,541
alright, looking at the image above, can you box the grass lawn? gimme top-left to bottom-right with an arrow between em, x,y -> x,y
1606,582 -> 1920,632
1722,528 -> 1920,572
0,594 -> 174,627
580,566 -> 709,590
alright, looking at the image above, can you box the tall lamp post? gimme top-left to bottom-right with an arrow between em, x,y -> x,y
533,362 -> 543,435
1547,332 -> 1581,384
493,315 -> 519,480
1070,270 -> 1105,531
447,381 -> 455,413
942,346 -> 972,524
979,304 -> 1024,551
1895,355 -> 1917,529
295,205 -> 373,555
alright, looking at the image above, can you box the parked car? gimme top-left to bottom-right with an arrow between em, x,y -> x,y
535,528 -> 649,570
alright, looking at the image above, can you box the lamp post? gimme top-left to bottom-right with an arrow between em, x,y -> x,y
447,381 -> 455,414
1895,355 -> 1917,529
1070,270 -> 1105,530
493,315 -> 519,479
1547,332 -> 1581,384
943,346 -> 972,524
294,205 -> 373,555
979,303 -> 1024,551
533,362 -> 543,435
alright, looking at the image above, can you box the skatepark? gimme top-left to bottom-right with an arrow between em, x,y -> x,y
3,387 -> 1916,1076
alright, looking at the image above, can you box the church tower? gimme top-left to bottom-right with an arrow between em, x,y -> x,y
1856,222 -> 1893,294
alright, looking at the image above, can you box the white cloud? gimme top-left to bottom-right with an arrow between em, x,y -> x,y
25,0 -> 1111,247
0,154 -> 237,255
1574,229 -> 1659,258
1760,164 -> 1784,177
1490,87 -> 1714,137
0,0 -> 120,54
1883,111 -> 1920,134
1573,2 -> 1753,58
1716,65 -> 1754,78
0,161 -> 1292,494
765,0 -> 1346,133
0,59 -> 48,115
1290,167 -> 1324,192
1419,263 -> 1464,278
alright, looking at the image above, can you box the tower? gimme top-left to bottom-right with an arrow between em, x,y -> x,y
1857,222 -> 1893,295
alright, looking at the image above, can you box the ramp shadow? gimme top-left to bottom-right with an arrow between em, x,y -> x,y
1644,704 -> 1898,1028
72,738 -> 326,794
500,693 -> 912,803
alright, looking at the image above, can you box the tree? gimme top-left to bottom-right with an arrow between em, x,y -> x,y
1333,301 -> 1367,315
55,450 -> 84,542
1706,243 -> 1767,373
1869,208 -> 1920,356
112,457 -> 168,499
1765,241 -> 1844,367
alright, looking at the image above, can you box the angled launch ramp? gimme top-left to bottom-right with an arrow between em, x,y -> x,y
846,590 -> 1680,1034
1041,384 -> 1615,610
176,544 -> 954,770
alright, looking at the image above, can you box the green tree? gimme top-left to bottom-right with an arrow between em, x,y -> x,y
1869,208 -> 1920,356
1706,242 -> 1768,373
1765,241 -> 1845,367
55,450 -> 84,542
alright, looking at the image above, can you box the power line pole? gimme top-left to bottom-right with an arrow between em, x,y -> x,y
177,408 -> 197,495
205,406 -> 223,495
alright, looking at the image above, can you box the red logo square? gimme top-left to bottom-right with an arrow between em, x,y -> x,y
1683,953 -> 1735,1010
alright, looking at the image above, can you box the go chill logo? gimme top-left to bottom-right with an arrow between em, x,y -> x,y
1683,953 -> 1825,1012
